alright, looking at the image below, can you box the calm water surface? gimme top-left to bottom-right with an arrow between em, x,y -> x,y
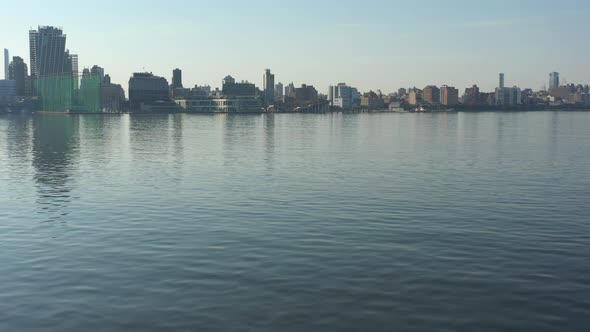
0,112 -> 589,331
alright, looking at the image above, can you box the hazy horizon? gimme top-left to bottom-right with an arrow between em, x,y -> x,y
2,0 -> 589,94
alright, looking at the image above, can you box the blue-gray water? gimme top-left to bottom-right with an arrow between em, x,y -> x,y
1,112 -> 589,331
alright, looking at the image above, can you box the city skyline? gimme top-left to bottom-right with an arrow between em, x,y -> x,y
2,0 -> 589,93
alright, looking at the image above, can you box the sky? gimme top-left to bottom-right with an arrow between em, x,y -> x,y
2,0 -> 589,94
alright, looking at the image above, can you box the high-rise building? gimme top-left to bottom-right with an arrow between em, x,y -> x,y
29,26 -> 76,111
8,56 -> 27,96
263,69 -> 275,103
499,73 -> 505,89
222,76 -> 256,97
3,49 -> 8,80
275,82 -> 284,99
223,75 -> 235,85
549,72 -> 559,91
172,68 -> 183,88
128,72 -> 170,111
422,85 -> 440,104
495,86 -> 522,106
329,83 -> 360,110
408,89 -> 422,105
440,85 -> 459,106
294,84 -> 318,102
90,65 -> 105,83
29,27 -> 72,78
462,84 -> 481,105
398,88 -> 407,97
70,54 -> 79,90
285,82 -> 296,98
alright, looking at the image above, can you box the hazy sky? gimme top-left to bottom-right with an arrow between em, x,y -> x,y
2,0 -> 589,94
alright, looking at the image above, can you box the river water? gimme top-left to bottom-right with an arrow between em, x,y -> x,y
0,112 -> 589,331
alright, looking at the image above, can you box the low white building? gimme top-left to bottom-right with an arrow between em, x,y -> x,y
175,96 -> 263,113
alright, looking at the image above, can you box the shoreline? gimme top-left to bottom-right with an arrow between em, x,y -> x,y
2,107 -> 590,116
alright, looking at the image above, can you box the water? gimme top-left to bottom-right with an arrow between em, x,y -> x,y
1,112 -> 589,331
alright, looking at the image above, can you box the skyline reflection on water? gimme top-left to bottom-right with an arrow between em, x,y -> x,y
1,111 -> 589,332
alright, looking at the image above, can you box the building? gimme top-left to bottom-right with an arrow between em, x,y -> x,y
175,96 -> 262,113
100,82 -> 125,112
389,102 -> 404,112
496,86 -> 522,106
3,49 -> 8,80
222,76 -> 256,97
0,80 -> 17,105
462,84 -> 481,105
29,26 -> 76,111
8,56 -> 28,96
275,82 -> 283,99
90,65 -> 105,83
29,26 -> 73,79
294,84 -> 318,102
329,83 -> 360,110
70,54 -> 78,91
440,85 -> 459,106
422,85 -> 440,104
263,69 -> 275,104
408,89 -> 422,105
494,73 -> 521,106
172,68 -> 183,89
549,72 -> 559,91
285,82 -> 296,98
398,88 -> 407,97
360,91 -> 384,109
128,72 -> 170,111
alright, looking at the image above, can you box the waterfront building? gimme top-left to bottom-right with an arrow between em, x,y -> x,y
3,49 -> 8,80
440,85 -> 459,106
0,80 -> 17,105
275,82 -> 284,99
101,82 -> 125,112
29,27 -> 72,79
549,72 -> 559,91
294,84 -> 318,102
361,91 -> 385,109
408,89 -> 422,105
263,69 -> 275,104
422,85 -> 440,104
172,68 -> 183,89
8,56 -> 28,96
329,83 -> 360,110
29,26 -> 76,111
90,65 -> 105,83
70,54 -> 78,91
495,86 -> 522,106
222,76 -> 256,97
175,96 -> 262,113
494,73 -> 522,106
191,85 -> 211,97
285,82 -> 296,98
128,72 -> 170,111
462,84 -> 481,105
389,102 -> 404,112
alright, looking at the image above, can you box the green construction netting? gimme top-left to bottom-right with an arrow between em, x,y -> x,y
34,74 -> 101,113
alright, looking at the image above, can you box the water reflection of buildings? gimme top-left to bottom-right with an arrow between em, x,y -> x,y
32,115 -> 79,221
263,114 -> 275,172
